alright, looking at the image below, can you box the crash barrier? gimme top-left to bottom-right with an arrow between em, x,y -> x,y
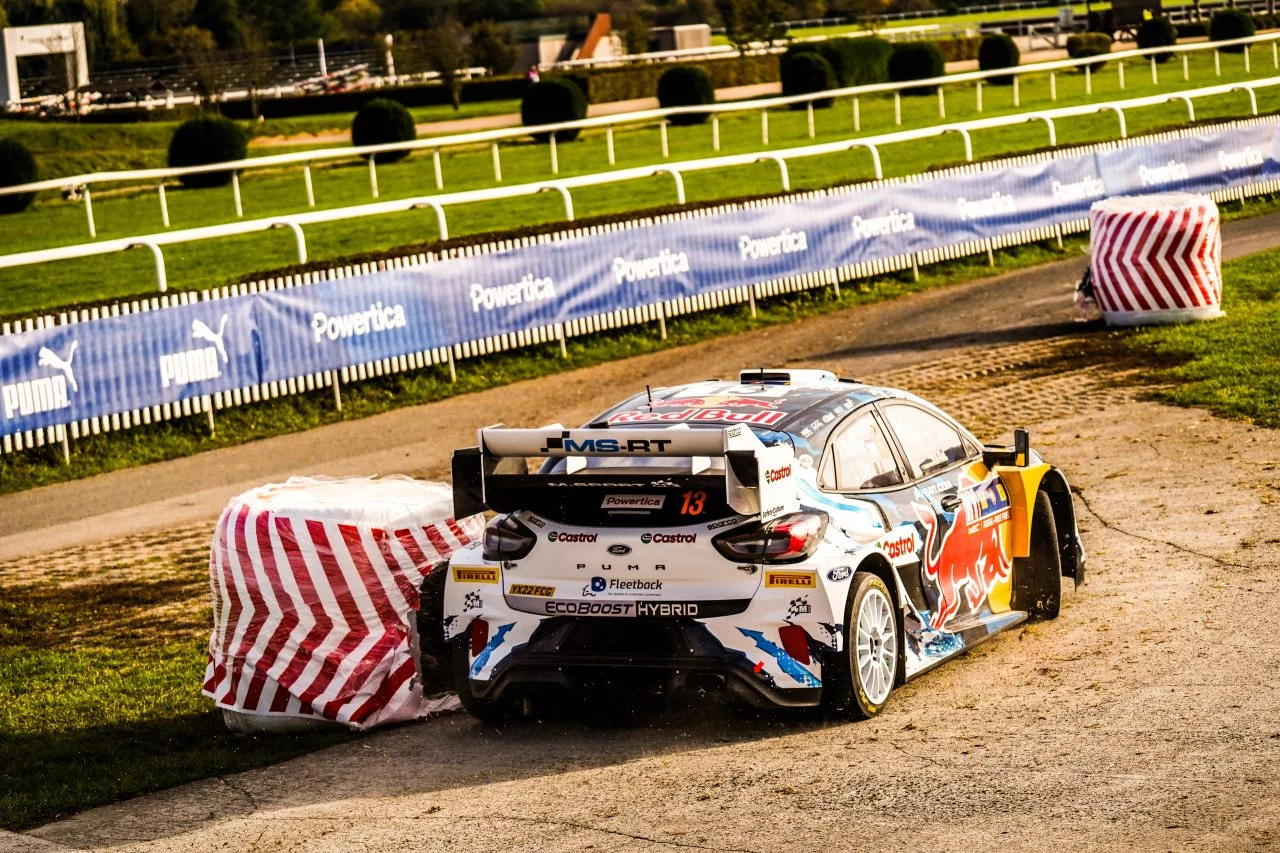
1,115 -> 1279,457
5,28 -> 1280,239
3,75 -> 1279,290
1088,192 -> 1223,325
205,475 -> 483,730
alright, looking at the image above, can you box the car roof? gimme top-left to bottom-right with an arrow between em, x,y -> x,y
590,378 -> 904,432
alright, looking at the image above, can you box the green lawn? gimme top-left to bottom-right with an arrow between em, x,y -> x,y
1124,245 -> 1280,427
0,48 -> 1273,320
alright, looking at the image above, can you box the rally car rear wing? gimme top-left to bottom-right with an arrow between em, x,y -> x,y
451,425 -> 799,523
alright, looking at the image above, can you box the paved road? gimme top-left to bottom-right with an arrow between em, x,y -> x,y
2,209 -> 1277,563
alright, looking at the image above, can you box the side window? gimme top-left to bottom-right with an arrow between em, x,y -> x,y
882,405 -> 970,478
819,413 -> 903,492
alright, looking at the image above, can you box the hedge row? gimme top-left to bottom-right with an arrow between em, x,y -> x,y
219,75 -> 530,120
559,53 -> 778,104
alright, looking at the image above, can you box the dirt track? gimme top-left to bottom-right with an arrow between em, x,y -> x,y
7,220 -> 1280,851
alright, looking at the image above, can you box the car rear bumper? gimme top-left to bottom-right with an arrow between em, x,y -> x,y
469,616 -> 822,709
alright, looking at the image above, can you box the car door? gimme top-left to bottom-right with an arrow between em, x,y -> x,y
877,402 -> 1014,631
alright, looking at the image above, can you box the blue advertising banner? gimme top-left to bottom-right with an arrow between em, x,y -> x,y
4,121 -> 1280,439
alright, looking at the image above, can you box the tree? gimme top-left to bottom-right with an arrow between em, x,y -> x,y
194,0 -> 243,49
714,0 -> 788,54
610,0 -> 655,54
423,15 -> 469,109
468,20 -> 514,74
325,0 -> 383,41
252,0 -> 324,51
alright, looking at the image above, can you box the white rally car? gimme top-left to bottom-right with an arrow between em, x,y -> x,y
433,369 -> 1085,720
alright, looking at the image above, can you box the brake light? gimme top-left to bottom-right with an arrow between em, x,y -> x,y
482,515 -> 536,561
712,512 -> 828,564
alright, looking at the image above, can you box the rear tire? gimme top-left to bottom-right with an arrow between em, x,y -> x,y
415,565 -> 452,694
822,572 -> 898,719
1012,491 -> 1062,621
450,634 -> 524,723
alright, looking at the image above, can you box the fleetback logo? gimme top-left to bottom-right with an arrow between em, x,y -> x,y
1051,176 -> 1106,202
3,341 -> 78,420
739,228 -> 808,261
548,531 -> 598,543
1219,147 -> 1264,171
957,191 -> 1017,220
469,274 -> 555,313
851,209 -> 916,240
159,315 -> 229,389
1139,160 -> 1190,187
613,249 -> 690,283
311,302 -> 407,343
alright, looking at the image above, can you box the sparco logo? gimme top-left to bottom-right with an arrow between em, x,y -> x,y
613,249 -> 690,283
640,532 -> 696,544
3,341 -> 78,420
160,316 -> 228,389
957,192 -> 1017,220
469,274 -> 555,313
1139,160 -> 1190,187
548,531 -> 598,543
739,228 -> 808,261
765,465 -> 791,483
851,209 -> 916,240
311,302 -> 407,343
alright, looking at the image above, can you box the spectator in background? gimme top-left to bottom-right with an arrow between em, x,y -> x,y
527,65 -> 540,83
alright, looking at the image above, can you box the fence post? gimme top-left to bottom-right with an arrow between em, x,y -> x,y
1150,55 -> 1157,84
1085,64 -> 1092,95
657,302 -> 667,340
1050,71 -> 1056,101
231,171 -> 244,216
332,371 -> 342,410
976,81 -> 983,112
447,347 -> 457,383
937,86 -> 946,117
1245,44 -> 1251,73
366,158 -> 379,199
1013,75 -> 1020,107
761,109 -> 769,144
660,120 -> 670,157
131,241 -> 167,292
894,92 -> 902,125
853,96 -> 860,131
1273,41 -> 1278,68
83,186 -> 96,237
557,324 -> 568,358
1118,60 -> 1124,89
59,427 -> 70,465
550,133 -> 559,174
303,164 -> 316,207
807,101 -> 816,137
491,142 -> 502,182
712,115 -> 720,150
158,183 -> 169,228
1183,52 -> 1190,81
432,149 -> 443,190
607,125 -> 616,164
1215,49 -> 1221,76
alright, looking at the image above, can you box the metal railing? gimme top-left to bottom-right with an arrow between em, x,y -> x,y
3,29 -> 1279,242
0,75 -> 1274,290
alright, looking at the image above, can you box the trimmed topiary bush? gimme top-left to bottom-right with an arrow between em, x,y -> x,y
887,42 -> 946,94
780,51 -> 837,108
0,138 -> 38,215
351,98 -> 416,163
521,78 -> 588,142
785,37 -> 891,87
1066,32 -> 1113,69
977,33 -> 1020,84
657,64 -> 714,125
167,116 -> 248,189
1137,17 -> 1178,61
1210,9 -> 1255,52
1176,20 -> 1208,38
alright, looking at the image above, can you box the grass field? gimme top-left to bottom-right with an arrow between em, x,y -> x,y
0,47 -> 1273,319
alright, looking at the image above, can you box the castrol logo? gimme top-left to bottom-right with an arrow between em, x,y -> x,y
765,465 -> 791,483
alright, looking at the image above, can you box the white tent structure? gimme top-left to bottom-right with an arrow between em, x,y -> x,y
0,22 -> 89,106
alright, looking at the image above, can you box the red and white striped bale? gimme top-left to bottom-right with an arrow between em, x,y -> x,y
203,476 -> 483,730
1089,193 -> 1223,326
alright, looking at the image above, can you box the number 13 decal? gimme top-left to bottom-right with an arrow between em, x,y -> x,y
680,490 -> 706,516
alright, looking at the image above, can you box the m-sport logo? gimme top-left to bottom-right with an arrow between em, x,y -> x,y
159,315 -> 228,389
2,341 -> 78,420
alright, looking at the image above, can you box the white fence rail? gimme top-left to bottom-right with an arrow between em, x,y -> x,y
1,75 -> 1276,290
3,28 -> 1280,242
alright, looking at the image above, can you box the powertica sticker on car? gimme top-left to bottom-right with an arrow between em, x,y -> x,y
453,567 -> 499,584
764,571 -> 817,589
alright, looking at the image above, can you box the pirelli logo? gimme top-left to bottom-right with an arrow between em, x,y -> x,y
764,571 -> 817,589
508,583 -> 556,597
453,567 -> 499,584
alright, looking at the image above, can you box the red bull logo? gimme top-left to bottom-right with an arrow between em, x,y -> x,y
914,493 -> 1011,629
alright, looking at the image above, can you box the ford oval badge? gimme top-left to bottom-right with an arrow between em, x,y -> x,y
608,544 -> 632,556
